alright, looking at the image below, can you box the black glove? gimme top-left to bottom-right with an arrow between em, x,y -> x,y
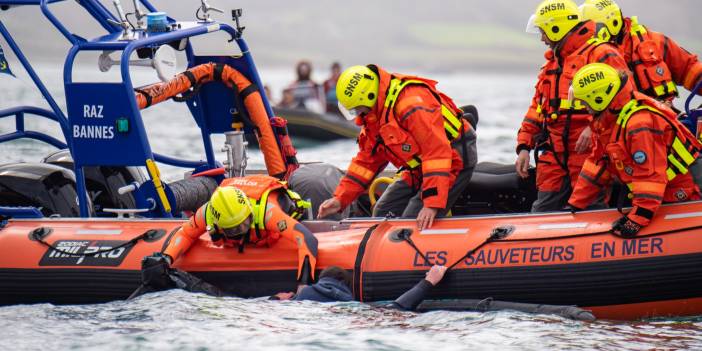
611,216 -> 642,238
297,256 -> 313,286
565,204 -> 583,214
141,253 -> 175,291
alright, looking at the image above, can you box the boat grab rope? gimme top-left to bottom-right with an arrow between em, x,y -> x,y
29,228 -> 161,257
397,223 -> 702,271
396,228 -> 506,271
490,223 -> 702,243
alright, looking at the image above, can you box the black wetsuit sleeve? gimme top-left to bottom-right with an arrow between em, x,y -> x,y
388,279 -> 434,311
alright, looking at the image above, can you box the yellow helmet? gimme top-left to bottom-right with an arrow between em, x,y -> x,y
580,0 -> 623,37
205,186 -> 253,231
336,65 -> 379,120
526,0 -> 582,42
570,63 -> 622,112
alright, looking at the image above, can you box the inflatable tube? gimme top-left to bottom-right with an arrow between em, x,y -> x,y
168,176 -> 218,212
135,63 -> 289,178
2,201 -> 702,320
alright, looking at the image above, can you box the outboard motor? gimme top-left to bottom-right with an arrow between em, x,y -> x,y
0,163 -> 82,217
43,149 -> 146,216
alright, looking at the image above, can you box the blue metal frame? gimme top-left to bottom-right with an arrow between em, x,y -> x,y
0,106 -> 67,148
685,79 -> 702,116
0,21 -> 68,135
0,0 -> 279,218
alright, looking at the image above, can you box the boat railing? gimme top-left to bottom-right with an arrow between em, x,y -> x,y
0,106 -> 67,149
0,0 -> 277,218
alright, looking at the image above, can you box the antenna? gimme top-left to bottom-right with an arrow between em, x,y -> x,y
197,0 -> 223,23
131,0 -> 147,30
107,0 -> 134,40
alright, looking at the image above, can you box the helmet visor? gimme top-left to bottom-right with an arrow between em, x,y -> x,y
567,86 -> 592,112
525,14 -> 541,34
221,215 -> 253,240
338,101 -> 363,121
567,85 -> 578,107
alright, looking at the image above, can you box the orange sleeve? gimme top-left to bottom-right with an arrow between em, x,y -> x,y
656,33 -> 702,92
568,153 -> 612,210
265,193 -> 318,283
333,128 -> 389,209
593,44 -> 630,74
396,86 -> 453,209
163,204 -> 208,262
624,112 -> 669,226
517,79 -> 545,152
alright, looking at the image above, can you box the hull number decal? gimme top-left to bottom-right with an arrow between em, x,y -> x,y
39,240 -> 133,266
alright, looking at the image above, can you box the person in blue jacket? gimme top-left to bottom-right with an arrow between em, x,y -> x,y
272,265 -> 448,311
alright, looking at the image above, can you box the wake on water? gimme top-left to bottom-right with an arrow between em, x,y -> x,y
2,290 -> 702,351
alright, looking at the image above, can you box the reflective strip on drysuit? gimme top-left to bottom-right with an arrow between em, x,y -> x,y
334,67 -> 470,210
162,190 -> 317,283
384,78 -> 466,142
617,100 -> 698,181
569,96 -> 701,226
622,16 -> 702,101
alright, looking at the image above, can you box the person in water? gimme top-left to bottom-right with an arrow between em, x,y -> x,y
568,63 -> 701,237
147,175 -> 318,287
273,265 -> 448,311
317,64 -> 477,230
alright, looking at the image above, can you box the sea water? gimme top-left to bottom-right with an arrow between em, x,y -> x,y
1,67 -> 701,350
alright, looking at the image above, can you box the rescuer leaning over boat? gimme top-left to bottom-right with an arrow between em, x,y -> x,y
580,0 -> 702,105
567,63 -> 702,237
151,175 -> 318,285
317,65 -> 477,230
516,0 -> 630,212
579,0 -> 702,189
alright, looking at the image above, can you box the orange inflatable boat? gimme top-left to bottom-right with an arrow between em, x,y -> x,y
2,201 -> 702,320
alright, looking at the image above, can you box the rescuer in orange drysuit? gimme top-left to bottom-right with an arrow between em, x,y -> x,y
580,0 -> 702,104
580,0 -> 702,188
159,175 -> 318,285
317,64 -> 477,230
516,0 -> 630,212
567,63 -> 701,237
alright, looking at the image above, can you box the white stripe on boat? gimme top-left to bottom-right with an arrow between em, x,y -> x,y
75,229 -> 122,235
538,223 -> 588,230
420,229 -> 468,235
665,212 -> 702,220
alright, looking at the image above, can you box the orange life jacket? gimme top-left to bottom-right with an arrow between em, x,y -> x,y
220,175 -> 309,246
622,17 -> 678,101
535,37 -> 605,122
371,70 -> 468,171
609,92 -> 700,183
